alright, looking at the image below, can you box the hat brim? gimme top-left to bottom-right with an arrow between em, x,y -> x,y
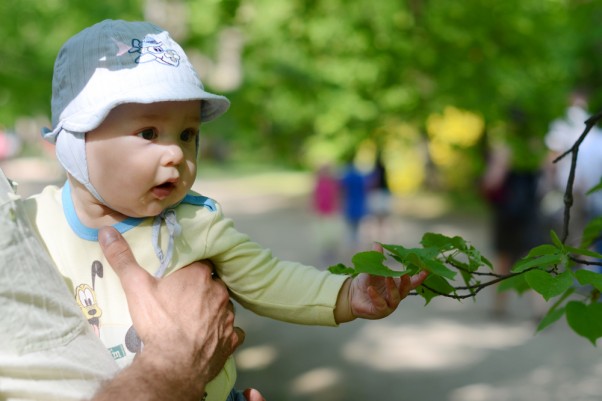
44,81 -> 230,143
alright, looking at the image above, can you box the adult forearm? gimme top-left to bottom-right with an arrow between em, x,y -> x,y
90,351 -> 206,401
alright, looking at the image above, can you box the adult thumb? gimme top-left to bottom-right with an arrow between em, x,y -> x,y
98,226 -> 152,294
243,388 -> 266,401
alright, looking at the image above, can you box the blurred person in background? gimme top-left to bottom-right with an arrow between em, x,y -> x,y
312,163 -> 343,265
340,155 -> 370,252
0,128 -> 21,161
480,110 -> 543,317
367,151 -> 392,243
543,90 -> 602,269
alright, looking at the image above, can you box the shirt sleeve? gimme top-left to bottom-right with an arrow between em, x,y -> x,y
179,203 -> 348,327
2,183 -> 118,401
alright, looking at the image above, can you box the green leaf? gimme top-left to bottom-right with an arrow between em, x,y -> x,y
382,244 -> 439,260
403,264 -> 421,276
566,301 -> 602,345
382,244 -> 436,269
328,263 -> 356,276
465,247 -> 493,270
565,246 -> 602,259
581,217 -> 602,248
526,244 -> 560,258
405,252 -> 425,270
512,253 -> 564,273
422,257 -> 457,280
476,253 -> 493,269
535,287 -> 574,332
586,179 -> 602,195
497,273 -> 531,294
536,306 -> 565,332
351,251 -> 405,277
417,275 -> 454,304
575,269 -> 602,292
550,230 -> 564,249
525,270 -> 573,301
420,233 -> 465,252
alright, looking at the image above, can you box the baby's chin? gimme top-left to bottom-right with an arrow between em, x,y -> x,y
115,188 -> 189,218
121,200 -> 182,219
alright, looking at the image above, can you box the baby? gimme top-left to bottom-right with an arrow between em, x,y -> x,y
25,20 -> 426,401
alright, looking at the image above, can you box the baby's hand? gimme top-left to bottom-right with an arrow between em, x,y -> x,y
348,244 -> 428,320
347,272 -> 426,319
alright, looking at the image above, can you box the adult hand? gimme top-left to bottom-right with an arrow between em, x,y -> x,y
97,226 -> 244,399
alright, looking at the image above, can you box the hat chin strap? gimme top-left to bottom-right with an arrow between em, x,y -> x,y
55,129 -> 107,205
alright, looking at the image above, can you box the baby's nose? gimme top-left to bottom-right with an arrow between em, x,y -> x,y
161,143 -> 184,166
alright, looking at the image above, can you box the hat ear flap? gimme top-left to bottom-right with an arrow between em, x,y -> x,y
55,130 -> 106,204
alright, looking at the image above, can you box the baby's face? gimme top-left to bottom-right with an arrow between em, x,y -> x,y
86,100 -> 201,218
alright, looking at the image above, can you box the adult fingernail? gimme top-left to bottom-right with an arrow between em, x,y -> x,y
98,227 -> 118,247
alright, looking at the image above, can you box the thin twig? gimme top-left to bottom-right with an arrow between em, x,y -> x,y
553,111 -> 602,243
412,264 -> 551,300
570,257 -> 602,267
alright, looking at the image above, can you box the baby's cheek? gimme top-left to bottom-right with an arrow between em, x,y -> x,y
185,162 -> 197,186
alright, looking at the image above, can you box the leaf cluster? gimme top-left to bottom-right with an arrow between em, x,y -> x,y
330,232 -> 493,304
330,113 -> 602,345
329,228 -> 602,345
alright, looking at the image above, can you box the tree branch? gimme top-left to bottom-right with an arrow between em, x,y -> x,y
553,111 -> 602,243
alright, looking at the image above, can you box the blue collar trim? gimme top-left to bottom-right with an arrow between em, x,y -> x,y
62,181 -> 144,241
181,193 -> 217,211
61,181 -> 217,241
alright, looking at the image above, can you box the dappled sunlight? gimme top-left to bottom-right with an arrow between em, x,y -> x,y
290,367 -> 343,396
220,194 -> 302,214
194,171 -> 312,214
235,345 -> 279,370
342,319 -> 533,371
449,363 -> 602,401
448,383 -> 508,401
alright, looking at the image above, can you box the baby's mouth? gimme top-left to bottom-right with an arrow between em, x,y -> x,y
152,181 -> 176,199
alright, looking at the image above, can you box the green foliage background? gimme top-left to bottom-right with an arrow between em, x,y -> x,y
1,0 -> 602,169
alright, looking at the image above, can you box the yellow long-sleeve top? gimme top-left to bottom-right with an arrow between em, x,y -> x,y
24,183 -> 348,401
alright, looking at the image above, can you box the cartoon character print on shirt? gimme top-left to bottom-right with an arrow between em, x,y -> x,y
73,260 -> 142,356
74,260 -> 103,337
128,35 -> 180,66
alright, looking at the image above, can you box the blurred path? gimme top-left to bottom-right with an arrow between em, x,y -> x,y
197,173 -> 602,401
6,161 -> 602,401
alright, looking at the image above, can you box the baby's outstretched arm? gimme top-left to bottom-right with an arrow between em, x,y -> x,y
334,244 -> 428,324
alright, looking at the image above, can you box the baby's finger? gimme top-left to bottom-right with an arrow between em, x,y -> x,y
410,271 -> 429,289
398,274 -> 412,300
367,285 -> 388,313
372,242 -> 384,254
385,277 -> 401,308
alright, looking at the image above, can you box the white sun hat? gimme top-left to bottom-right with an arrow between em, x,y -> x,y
43,19 -> 229,143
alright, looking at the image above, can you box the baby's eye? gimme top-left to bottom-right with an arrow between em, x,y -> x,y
137,128 -> 158,141
180,129 -> 198,143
